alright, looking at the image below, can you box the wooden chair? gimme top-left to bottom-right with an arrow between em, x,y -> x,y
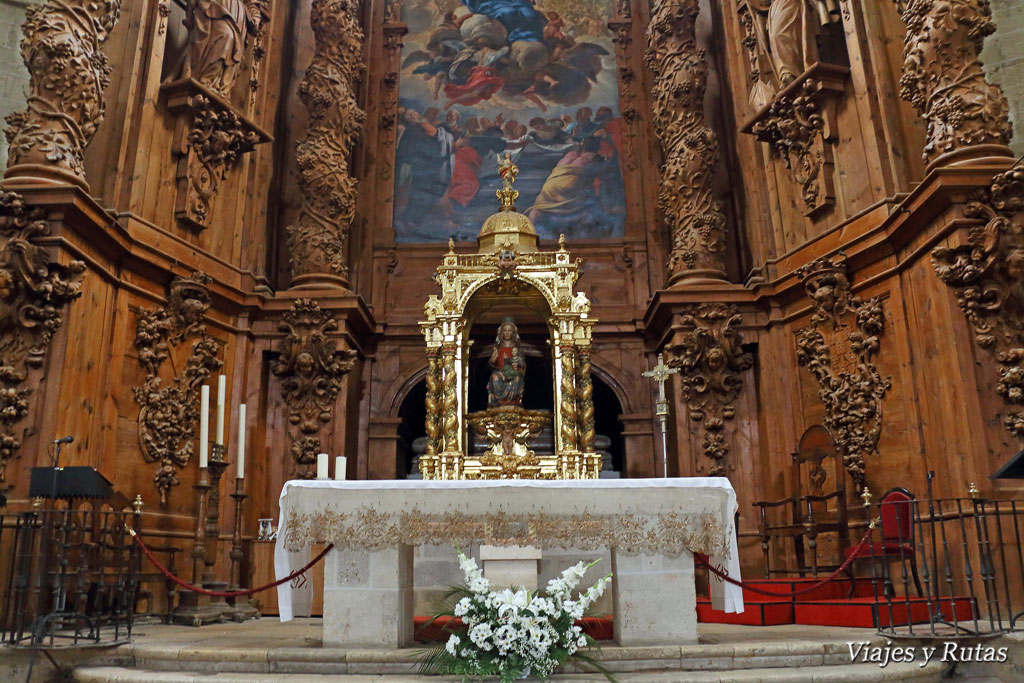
754,425 -> 851,577
844,487 -> 923,598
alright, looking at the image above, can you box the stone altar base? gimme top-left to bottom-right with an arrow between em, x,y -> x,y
478,544 -> 541,590
612,549 -> 697,645
322,546 -> 413,647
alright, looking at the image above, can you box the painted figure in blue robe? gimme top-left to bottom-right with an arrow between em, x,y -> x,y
462,0 -> 547,43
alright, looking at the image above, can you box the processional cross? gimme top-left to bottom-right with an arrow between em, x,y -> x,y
642,353 -> 678,478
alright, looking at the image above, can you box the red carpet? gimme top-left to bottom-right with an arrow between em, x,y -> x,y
696,576 -> 976,628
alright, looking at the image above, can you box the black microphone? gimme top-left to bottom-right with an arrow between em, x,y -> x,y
53,436 -> 73,445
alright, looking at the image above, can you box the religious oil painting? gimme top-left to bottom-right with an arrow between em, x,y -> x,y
394,0 -> 627,242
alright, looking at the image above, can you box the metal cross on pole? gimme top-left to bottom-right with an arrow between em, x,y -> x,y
642,353 -> 678,478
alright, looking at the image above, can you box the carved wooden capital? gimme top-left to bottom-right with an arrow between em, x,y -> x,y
132,272 -> 223,506
271,299 -> 357,477
932,160 -> 1024,437
665,303 -> 753,476
0,192 -> 85,486
743,64 -> 848,217
162,80 -> 272,231
3,0 -> 122,192
896,0 -> 1013,169
645,0 -> 728,285
287,0 -> 366,290
796,254 -> 890,489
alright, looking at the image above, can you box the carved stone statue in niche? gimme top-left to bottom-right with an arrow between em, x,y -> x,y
768,0 -> 841,85
187,0 -> 263,97
487,317 -> 525,408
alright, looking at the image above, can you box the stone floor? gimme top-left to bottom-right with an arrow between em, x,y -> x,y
2,618 -> 1019,681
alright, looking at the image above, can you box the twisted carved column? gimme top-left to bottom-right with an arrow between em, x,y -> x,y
896,0 -> 1013,170
441,346 -> 458,457
559,345 -> 578,453
576,348 -> 595,454
287,0 -> 365,289
645,0 -> 728,285
424,350 -> 442,458
4,0 -> 123,192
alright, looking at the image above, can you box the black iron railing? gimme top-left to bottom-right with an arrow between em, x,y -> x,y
858,473 -> 1024,637
0,506 -> 139,647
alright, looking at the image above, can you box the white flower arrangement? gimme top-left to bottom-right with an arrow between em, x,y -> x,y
419,549 -> 614,682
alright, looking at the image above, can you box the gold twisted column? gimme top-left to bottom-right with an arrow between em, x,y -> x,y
441,345 -> 459,478
422,350 -> 442,477
576,347 -> 596,476
559,344 -> 578,475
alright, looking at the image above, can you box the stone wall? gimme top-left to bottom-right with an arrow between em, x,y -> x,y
984,0 -> 1024,156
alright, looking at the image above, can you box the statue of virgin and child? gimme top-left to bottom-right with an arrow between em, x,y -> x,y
487,317 -> 525,408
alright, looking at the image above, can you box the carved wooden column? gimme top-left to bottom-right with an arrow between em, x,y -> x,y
424,350 -> 442,467
287,0 -> 366,290
666,304 -> 753,477
895,0 -> 1013,170
559,344 -> 579,460
0,192 -> 84,487
3,0 -> 123,192
576,347 -> 596,455
271,299 -> 357,478
439,343 -> 459,478
645,0 -> 728,285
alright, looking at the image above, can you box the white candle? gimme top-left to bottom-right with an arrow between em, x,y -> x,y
199,384 -> 210,469
316,453 -> 329,480
215,375 -> 226,446
334,456 -> 347,481
236,403 -> 246,479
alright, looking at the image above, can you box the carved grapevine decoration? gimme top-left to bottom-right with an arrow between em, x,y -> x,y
795,255 -> 890,489
132,273 -> 223,506
0,192 -> 85,485
271,299 -> 357,477
287,0 -> 365,286
896,0 -> 1012,167
931,160 -> 1024,437
666,304 -> 753,476
645,0 -> 727,284
4,0 -> 122,188
182,95 -> 262,225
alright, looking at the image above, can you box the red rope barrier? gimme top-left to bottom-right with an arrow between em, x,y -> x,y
129,528 -> 333,598
696,522 -> 879,598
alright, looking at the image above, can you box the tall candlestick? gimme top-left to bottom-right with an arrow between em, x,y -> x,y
215,374 -> 226,445
236,403 -> 246,479
335,455 -> 347,480
199,384 -> 210,468
316,453 -> 328,479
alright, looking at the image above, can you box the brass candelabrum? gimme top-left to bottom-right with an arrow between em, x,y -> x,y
173,458 -> 223,625
228,475 -> 259,620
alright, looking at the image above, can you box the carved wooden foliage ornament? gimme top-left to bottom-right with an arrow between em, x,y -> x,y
0,192 -> 85,485
666,304 -> 753,476
271,299 -> 357,477
896,0 -> 1012,167
287,0 -> 365,287
796,255 -> 890,489
645,0 -> 728,284
932,160 -> 1024,437
133,273 -> 223,506
4,0 -> 122,189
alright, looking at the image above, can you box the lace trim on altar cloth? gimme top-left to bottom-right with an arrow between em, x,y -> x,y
283,507 -> 729,559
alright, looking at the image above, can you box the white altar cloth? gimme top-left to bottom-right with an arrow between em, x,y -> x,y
275,477 -> 744,624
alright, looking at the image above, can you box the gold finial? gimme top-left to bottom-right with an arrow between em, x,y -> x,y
447,237 -> 455,254
558,234 -> 566,250
32,496 -> 43,509
132,494 -> 144,513
496,152 -> 519,211
969,482 -> 979,499
861,486 -> 872,507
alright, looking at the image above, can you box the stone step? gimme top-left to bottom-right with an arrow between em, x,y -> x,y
73,661 -> 949,682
